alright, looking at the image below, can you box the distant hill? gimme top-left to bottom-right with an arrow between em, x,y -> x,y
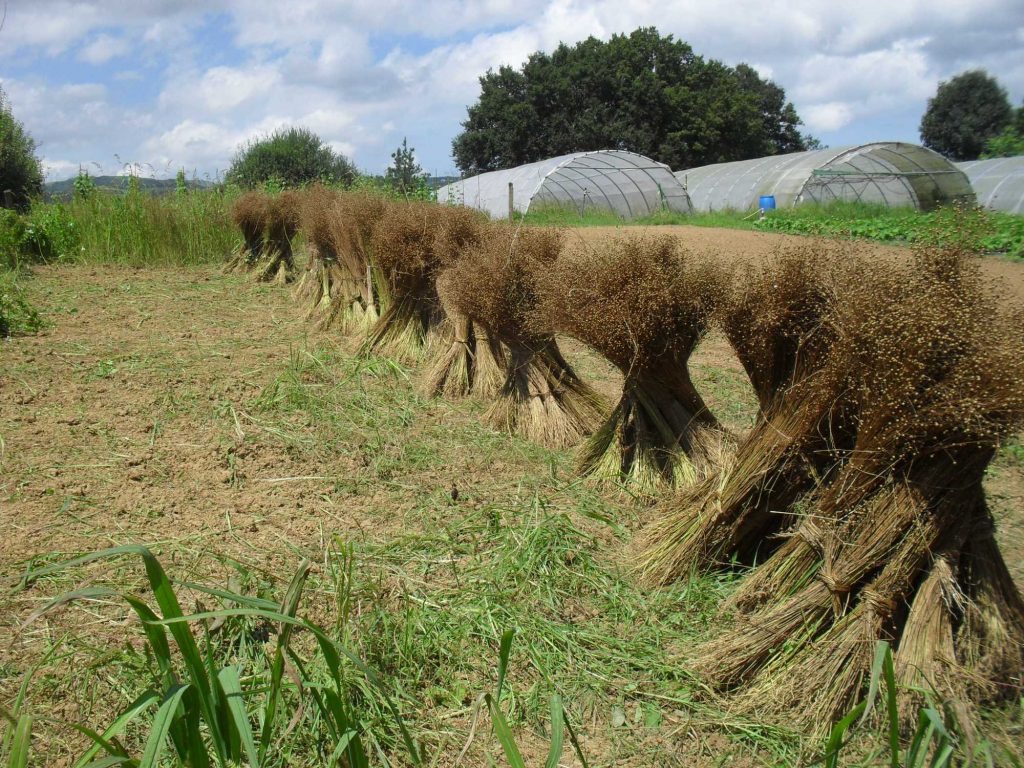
44,175 -> 214,200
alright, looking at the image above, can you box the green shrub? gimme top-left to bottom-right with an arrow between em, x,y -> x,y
21,203 -> 81,262
0,270 -> 43,337
0,86 -> 43,211
226,126 -> 357,189
753,201 -> 1024,259
0,209 -> 26,269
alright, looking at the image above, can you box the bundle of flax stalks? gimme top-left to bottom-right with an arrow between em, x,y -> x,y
535,234 -> 728,491
635,246 -> 851,583
319,192 -> 391,336
294,185 -> 345,323
437,224 -> 603,448
224,191 -> 270,274
252,189 -> 301,284
419,206 -> 496,399
658,244 -> 1024,732
361,201 -> 466,362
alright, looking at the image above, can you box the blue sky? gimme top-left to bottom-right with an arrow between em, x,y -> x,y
2,1 -> 1022,182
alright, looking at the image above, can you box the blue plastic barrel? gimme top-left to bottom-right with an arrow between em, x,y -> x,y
759,195 -> 776,211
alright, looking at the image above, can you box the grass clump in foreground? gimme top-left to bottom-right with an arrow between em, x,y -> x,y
3,545 -> 593,767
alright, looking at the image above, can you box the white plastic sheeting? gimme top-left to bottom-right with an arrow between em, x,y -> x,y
676,143 -> 974,212
956,157 -> 1024,214
437,150 -> 692,220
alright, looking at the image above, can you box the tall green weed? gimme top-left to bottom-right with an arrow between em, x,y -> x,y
65,187 -> 239,266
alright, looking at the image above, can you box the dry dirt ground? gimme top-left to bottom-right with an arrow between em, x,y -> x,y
1,225 -> 1022,766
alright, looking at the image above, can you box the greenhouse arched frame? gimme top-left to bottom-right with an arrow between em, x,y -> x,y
437,150 -> 693,220
956,156 -> 1024,214
675,142 -> 975,212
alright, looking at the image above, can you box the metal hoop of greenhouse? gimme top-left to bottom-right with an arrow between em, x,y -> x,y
437,150 -> 693,220
675,142 -> 975,212
956,157 -> 1024,214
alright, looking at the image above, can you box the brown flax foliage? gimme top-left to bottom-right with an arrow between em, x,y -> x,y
361,200 -> 456,362
252,190 -> 300,284
419,206 -> 492,398
317,192 -> 392,336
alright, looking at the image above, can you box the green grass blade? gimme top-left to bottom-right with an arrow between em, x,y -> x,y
880,643 -> 901,768
72,690 -> 159,768
18,587 -> 119,629
824,701 -> 866,768
543,695 -> 564,768
122,598 -> 175,687
907,711 -> 935,768
139,685 -> 190,768
859,641 -> 888,726
326,731 -> 360,768
7,714 -> 30,768
561,708 -> 590,768
931,742 -> 954,768
218,666 -> 259,767
174,582 -> 279,611
258,560 -> 310,764
485,694 -> 526,768
495,629 -> 515,706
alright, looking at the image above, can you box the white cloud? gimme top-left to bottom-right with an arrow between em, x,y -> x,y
803,102 -> 856,132
79,34 -> 132,64
41,158 -> 81,181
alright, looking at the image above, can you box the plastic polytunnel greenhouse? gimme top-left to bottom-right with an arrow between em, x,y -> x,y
676,142 -> 974,213
956,156 -> 1024,214
437,150 -> 692,220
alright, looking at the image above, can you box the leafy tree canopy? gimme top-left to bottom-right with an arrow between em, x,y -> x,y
920,70 -> 1013,161
981,102 -> 1024,159
385,137 -> 427,196
451,27 -> 814,174
0,86 -> 44,211
225,126 -> 357,189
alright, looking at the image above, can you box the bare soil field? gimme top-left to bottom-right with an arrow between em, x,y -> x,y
2,225 -> 1022,765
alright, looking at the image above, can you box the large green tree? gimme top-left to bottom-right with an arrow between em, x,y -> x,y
0,86 -> 44,211
451,28 -> 813,174
225,126 -> 356,189
920,70 -> 1013,161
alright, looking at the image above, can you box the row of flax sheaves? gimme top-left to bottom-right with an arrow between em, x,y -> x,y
227,186 -> 1024,739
